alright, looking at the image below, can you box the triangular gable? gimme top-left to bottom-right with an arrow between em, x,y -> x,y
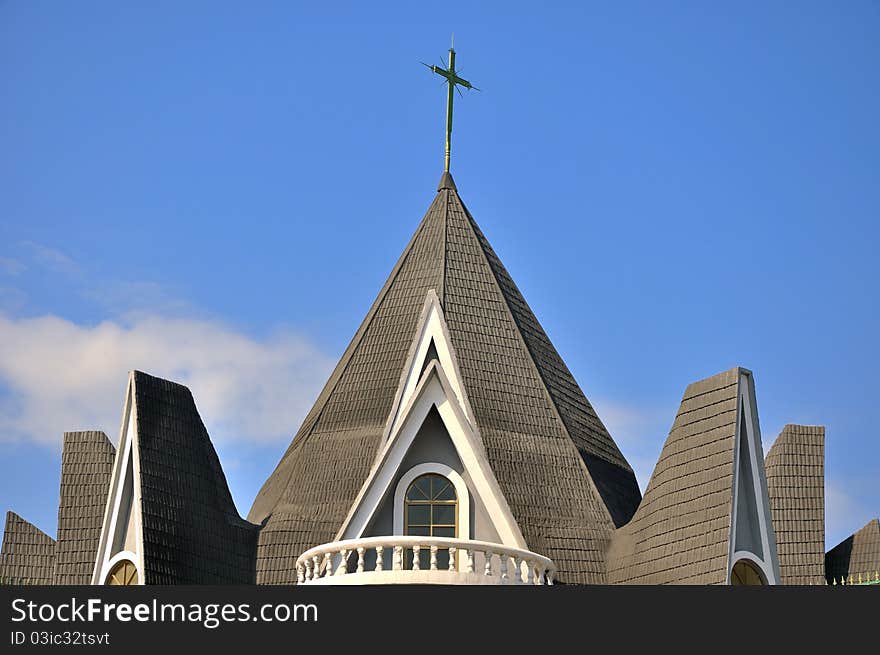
728,370 -> 780,584
382,290 -> 475,447
92,373 -> 145,585
337,359 -> 526,550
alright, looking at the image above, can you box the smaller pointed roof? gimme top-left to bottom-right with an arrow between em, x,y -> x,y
765,424 -> 825,585
125,371 -> 260,584
607,368 -> 751,584
825,518 -> 880,583
54,430 -> 116,585
0,511 -> 56,585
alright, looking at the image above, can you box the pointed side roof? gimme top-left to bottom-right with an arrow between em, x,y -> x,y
132,371 -> 259,584
765,424 -> 825,585
53,430 -> 116,585
251,174 -> 639,584
0,512 -> 56,585
825,518 -> 880,583
607,368 -> 743,584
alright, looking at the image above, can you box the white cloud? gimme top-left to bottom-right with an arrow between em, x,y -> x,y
0,313 -> 334,448
19,241 -> 80,275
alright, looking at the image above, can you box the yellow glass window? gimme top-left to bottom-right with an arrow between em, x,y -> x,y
730,559 -> 765,585
106,560 -> 138,585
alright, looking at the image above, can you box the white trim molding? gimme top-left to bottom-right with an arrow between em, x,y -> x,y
727,369 -> 780,585
381,290 -> 476,453
392,462 -> 470,539
91,373 -> 146,585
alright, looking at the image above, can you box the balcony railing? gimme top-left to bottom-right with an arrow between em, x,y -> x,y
296,536 -> 556,586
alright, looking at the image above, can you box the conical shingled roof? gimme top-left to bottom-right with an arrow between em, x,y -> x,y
250,173 -> 641,584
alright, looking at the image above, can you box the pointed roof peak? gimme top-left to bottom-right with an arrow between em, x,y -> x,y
437,170 -> 457,191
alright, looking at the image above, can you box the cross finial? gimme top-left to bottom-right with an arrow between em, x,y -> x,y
423,37 -> 479,173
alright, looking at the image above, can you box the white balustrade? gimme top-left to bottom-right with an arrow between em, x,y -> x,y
295,536 -> 556,586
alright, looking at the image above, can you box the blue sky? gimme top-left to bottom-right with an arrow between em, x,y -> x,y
1,1 -> 877,551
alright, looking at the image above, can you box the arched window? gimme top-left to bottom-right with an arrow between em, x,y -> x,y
730,559 -> 766,586
404,473 -> 457,569
105,559 -> 138,585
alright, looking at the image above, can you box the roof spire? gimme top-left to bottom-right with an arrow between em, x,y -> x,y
423,36 -> 478,175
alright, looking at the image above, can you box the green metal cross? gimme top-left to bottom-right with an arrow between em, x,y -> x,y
424,37 -> 478,173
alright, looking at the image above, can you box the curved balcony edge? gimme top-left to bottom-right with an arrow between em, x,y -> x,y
295,536 -> 556,586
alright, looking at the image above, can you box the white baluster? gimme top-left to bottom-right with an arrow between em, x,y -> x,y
335,549 -> 349,575
312,555 -> 321,579
448,546 -> 457,571
322,553 -> 331,578
375,546 -> 384,572
527,560 -> 535,585
413,545 -> 421,571
466,549 -> 474,574
296,563 -> 304,584
548,570 -> 555,585
485,551 -> 494,576
356,547 -> 365,574
500,555 -> 509,582
513,556 -> 522,584
393,545 -> 403,571
305,559 -> 313,581
430,546 -> 438,571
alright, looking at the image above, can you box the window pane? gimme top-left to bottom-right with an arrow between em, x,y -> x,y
433,526 -> 455,538
415,476 -> 432,498
407,480 -> 429,500
407,525 -> 430,536
434,481 -> 456,501
407,504 -> 430,525
432,505 -> 455,525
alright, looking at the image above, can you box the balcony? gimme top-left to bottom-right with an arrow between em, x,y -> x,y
296,536 -> 556,585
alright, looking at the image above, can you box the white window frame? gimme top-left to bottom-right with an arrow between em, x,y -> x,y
393,462 -> 470,539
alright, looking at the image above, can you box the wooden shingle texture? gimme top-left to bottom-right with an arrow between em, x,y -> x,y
764,424 -> 825,585
606,368 -> 742,584
249,172 -> 641,584
53,430 -> 116,584
0,512 -> 56,585
133,371 -> 260,584
825,518 -> 880,583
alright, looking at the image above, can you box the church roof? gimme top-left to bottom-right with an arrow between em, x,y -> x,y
0,512 -> 56,585
131,371 -> 260,584
825,518 -> 880,583
765,424 -> 825,585
250,172 -> 641,584
606,368 -> 743,584
54,430 -> 116,585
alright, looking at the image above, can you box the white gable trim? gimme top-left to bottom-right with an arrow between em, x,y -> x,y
91,373 -> 145,585
336,360 -> 526,550
727,370 -> 780,585
392,462 -> 470,539
382,290 -> 476,452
